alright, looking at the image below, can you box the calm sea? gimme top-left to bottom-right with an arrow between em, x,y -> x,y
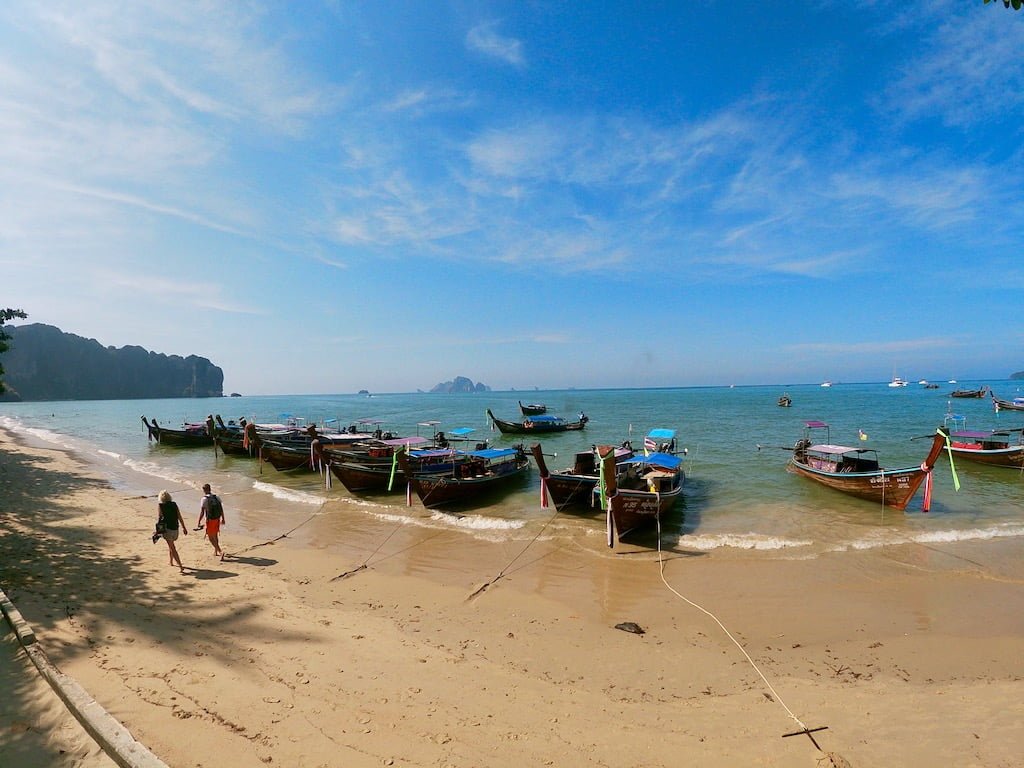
2,381 -> 1022,559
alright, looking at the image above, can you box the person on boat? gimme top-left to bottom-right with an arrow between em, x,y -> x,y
578,411 -> 588,424
197,483 -> 226,561
157,490 -> 188,573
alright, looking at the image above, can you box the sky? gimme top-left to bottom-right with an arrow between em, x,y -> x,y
2,1 -> 1023,395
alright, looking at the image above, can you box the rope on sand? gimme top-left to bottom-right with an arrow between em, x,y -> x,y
654,515 -> 836,757
467,506 -> 562,600
229,504 -> 325,556
331,529 -> 449,581
330,523 -> 404,581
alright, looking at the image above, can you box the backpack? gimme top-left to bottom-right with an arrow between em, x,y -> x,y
206,494 -> 223,520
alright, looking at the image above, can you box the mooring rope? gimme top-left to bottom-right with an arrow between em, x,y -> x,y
229,503 -> 325,556
654,514 -> 814,740
330,522 -> 406,581
467,506 -> 563,599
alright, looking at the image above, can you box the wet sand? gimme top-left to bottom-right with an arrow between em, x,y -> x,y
1,426 -> 1023,767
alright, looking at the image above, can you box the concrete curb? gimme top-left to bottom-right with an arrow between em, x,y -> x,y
1,587 -> 169,768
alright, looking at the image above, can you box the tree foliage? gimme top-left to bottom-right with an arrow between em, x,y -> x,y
984,0 -> 1022,9
0,308 -> 28,394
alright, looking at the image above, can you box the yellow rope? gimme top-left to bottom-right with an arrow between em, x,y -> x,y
655,515 -> 812,738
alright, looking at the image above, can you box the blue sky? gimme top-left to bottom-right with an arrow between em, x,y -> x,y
2,1 -> 1023,395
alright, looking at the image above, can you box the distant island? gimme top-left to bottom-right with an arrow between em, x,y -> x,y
429,375 -> 490,394
1011,371 -> 1024,380
0,323 -> 224,402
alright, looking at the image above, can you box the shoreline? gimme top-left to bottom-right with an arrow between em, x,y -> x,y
2,426 -> 1023,766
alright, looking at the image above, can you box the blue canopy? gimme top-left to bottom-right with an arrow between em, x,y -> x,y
622,451 -> 682,470
647,428 -> 676,439
526,415 -> 564,424
470,448 -> 519,459
449,427 -> 476,436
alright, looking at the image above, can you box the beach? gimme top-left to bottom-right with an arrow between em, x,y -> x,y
2,425 -> 1023,767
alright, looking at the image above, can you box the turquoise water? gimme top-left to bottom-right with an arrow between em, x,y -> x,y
2,381 -> 1022,559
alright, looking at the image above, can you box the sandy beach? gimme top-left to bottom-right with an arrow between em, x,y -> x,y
2,426 -> 1023,767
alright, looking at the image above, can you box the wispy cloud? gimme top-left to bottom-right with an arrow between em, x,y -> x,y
101,271 -> 264,315
786,337 -> 962,356
881,3 -> 1024,128
465,21 -> 525,67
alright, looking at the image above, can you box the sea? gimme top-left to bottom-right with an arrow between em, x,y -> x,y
2,381 -> 1022,561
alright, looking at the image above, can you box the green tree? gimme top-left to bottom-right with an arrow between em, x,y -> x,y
984,0 -> 1022,9
0,308 -> 28,395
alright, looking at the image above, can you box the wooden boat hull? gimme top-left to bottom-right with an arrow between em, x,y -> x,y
214,432 -> 255,457
945,445 -> 1024,469
950,388 -> 988,398
487,410 -> 587,435
992,394 -> 1024,412
259,441 -> 327,472
403,453 -> 531,509
786,431 -> 947,511
329,455 -> 463,493
330,461 -> 405,492
141,416 -> 213,447
607,485 -> 683,538
531,443 -> 634,511
519,401 -> 547,415
597,444 -> 684,542
788,462 -> 928,509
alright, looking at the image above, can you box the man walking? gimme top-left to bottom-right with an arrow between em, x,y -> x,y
197,483 -> 226,560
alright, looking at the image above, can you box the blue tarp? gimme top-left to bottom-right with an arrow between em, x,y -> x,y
469,448 -> 519,459
526,415 -> 565,424
646,428 -> 676,439
449,427 -> 476,436
622,451 -> 682,469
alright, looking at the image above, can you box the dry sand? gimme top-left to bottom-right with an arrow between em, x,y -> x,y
1,426 -> 1023,767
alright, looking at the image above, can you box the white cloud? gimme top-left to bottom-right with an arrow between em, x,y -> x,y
465,22 -> 525,67
882,2 -> 1024,127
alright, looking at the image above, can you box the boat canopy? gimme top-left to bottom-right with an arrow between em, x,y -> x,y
381,436 -> 430,447
807,444 -> 868,455
622,451 -> 682,470
470,448 -> 520,459
449,427 -> 476,436
525,415 -> 565,424
410,448 -> 458,458
804,420 -> 829,429
647,428 -> 676,439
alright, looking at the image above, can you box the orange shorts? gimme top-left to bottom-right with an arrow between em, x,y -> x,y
205,518 -> 221,536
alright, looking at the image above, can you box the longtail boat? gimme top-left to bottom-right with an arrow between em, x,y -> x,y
777,394 -> 792,407
991,392 -> 1024,412
487,410 -> 588,435
519,400 -> 547,415
212,415 -> 301,457
786,421 -> 947,510
141,415 -> 214,447
938,413 -> 1024,469
530,442 -> 635,510
950,386 -> 989,398
597,431 -> 685,544
396,446 -> 530,509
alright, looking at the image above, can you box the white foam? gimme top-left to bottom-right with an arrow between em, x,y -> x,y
429,511 -> 526,531
252,480 -> 324,506
680,533 -> 814,551
123,458 -> 196,487
832,523 -> 1024,552
0,416 -> 77,450
97,449 -> 122,459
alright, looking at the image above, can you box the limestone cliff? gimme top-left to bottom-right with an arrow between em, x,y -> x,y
0,324 -> 224,401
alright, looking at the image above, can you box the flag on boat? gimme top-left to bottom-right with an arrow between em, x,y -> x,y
643,436 -> 657,453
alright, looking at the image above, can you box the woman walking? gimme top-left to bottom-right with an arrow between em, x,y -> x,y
157,490 -> 188,573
